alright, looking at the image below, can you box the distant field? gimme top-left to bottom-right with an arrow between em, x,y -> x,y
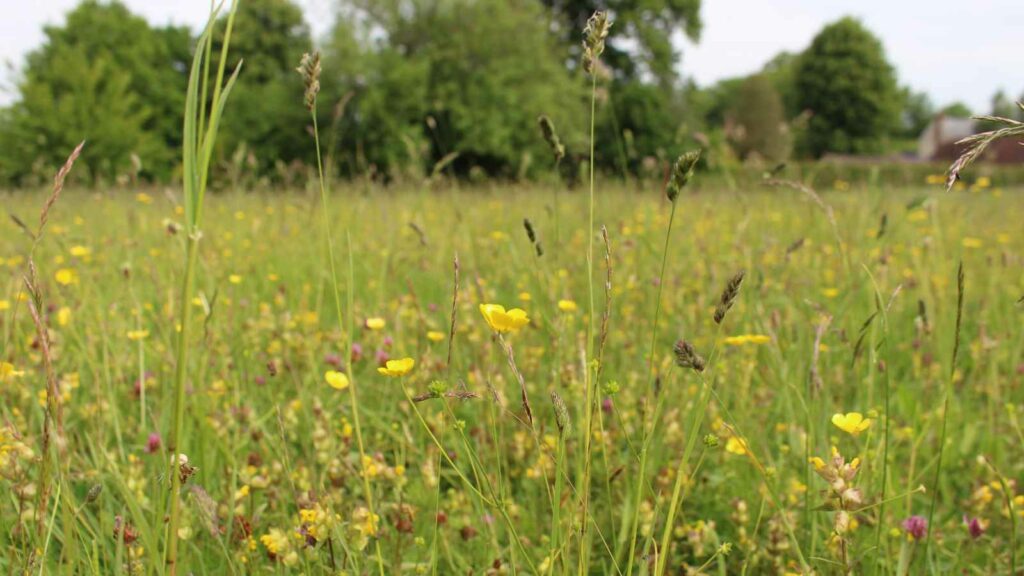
1,184 -> 1022,574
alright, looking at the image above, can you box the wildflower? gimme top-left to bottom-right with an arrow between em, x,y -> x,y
69,245 -> 91,258
378,357 -> 415,377
722,334 -> 771,346
126,330 -> 150,341
260,528 -> 299,566
0,362 -> 25,382
57,307 -> 71,326
228,274 -> 242,285
55,268 -> 79,286
479,304 -> 529,333
832,412 -> 872,436
365,317 -> 386,330
961,237 -> 983,249
0,300 -> 9,311
557,299 -> 578,313
963,515 -> 986,539
325,370 -> 350,390
725,436 -> 749,456
426,330 -> 445,342
902,515 -> 928,541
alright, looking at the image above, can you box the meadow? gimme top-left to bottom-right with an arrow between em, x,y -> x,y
1,178 -> 1022,574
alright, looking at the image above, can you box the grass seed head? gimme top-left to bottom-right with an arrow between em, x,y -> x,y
674,339 -> 706,372
714,270 -> 746,325
667,149 -> 701,202
296,52 -> 321,110
537,115 -> 565,162
582,11 -> 611,76
551,392 -> 571,435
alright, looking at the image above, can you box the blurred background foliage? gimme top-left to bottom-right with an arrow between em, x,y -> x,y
0,0 -> 1020,187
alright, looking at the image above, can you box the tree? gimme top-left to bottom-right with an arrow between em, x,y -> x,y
897,87 -> 934,138
990,90 -> 1016,118
538,0 -> 702,86
940,102 -> 972,118
328,0 -> 584,179
0,0 -> 189,183
729,74 -> 790,162
213,0 -> 313,177
794,17 -> 899,156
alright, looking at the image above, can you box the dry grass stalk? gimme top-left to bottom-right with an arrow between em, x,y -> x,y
946,105 -> 1024,190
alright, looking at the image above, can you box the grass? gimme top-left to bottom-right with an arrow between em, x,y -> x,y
1,178 -> 1022,574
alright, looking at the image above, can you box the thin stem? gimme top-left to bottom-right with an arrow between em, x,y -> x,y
578,70 -> 598,576
312,110 -> 386,576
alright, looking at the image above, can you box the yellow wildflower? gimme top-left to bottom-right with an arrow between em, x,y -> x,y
378,357 -> 415,377
0,362 -> 26,382
54,268 -> 79,286
426,330 -> 445,342
725,436 -> 749,456
365,317 -> 386,330
479,303 -> 529,333
832,412 -> 872,436
722,334 -> 771,346
325,370 -> 350,390
127,330 -> 150,341
557,299 -> 578,313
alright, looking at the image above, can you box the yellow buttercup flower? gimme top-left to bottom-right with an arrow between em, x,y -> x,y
378,357 -> 415,377
69,245 -> 91,258
479,304 -> 529,333
57,307 -> 71,326
228,274 -> 243,285
0,300 -> 9,311
725,436 -> 749,456
722,334 -> 771,346
557,299 -> 578,313
325,370 -> 350,390
0,362 -> 26,382
127,329 -> 150,341
426,330 -> 445,342
832,412 -> 872,436
55,268 -> 79,286
366,317 -> 386,330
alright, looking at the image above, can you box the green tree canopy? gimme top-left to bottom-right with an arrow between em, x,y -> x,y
328,0 -> 585,179
539,0 -> 702,86
213,0 -> 313,175
0,0 -> 189,183
794,17 -> 899,156
729,74 -> 789,163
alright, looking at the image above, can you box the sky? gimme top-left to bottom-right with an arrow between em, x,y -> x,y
2,0 -> 1022,113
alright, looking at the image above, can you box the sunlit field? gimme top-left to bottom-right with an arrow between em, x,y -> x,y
2,182 -> 1022,574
